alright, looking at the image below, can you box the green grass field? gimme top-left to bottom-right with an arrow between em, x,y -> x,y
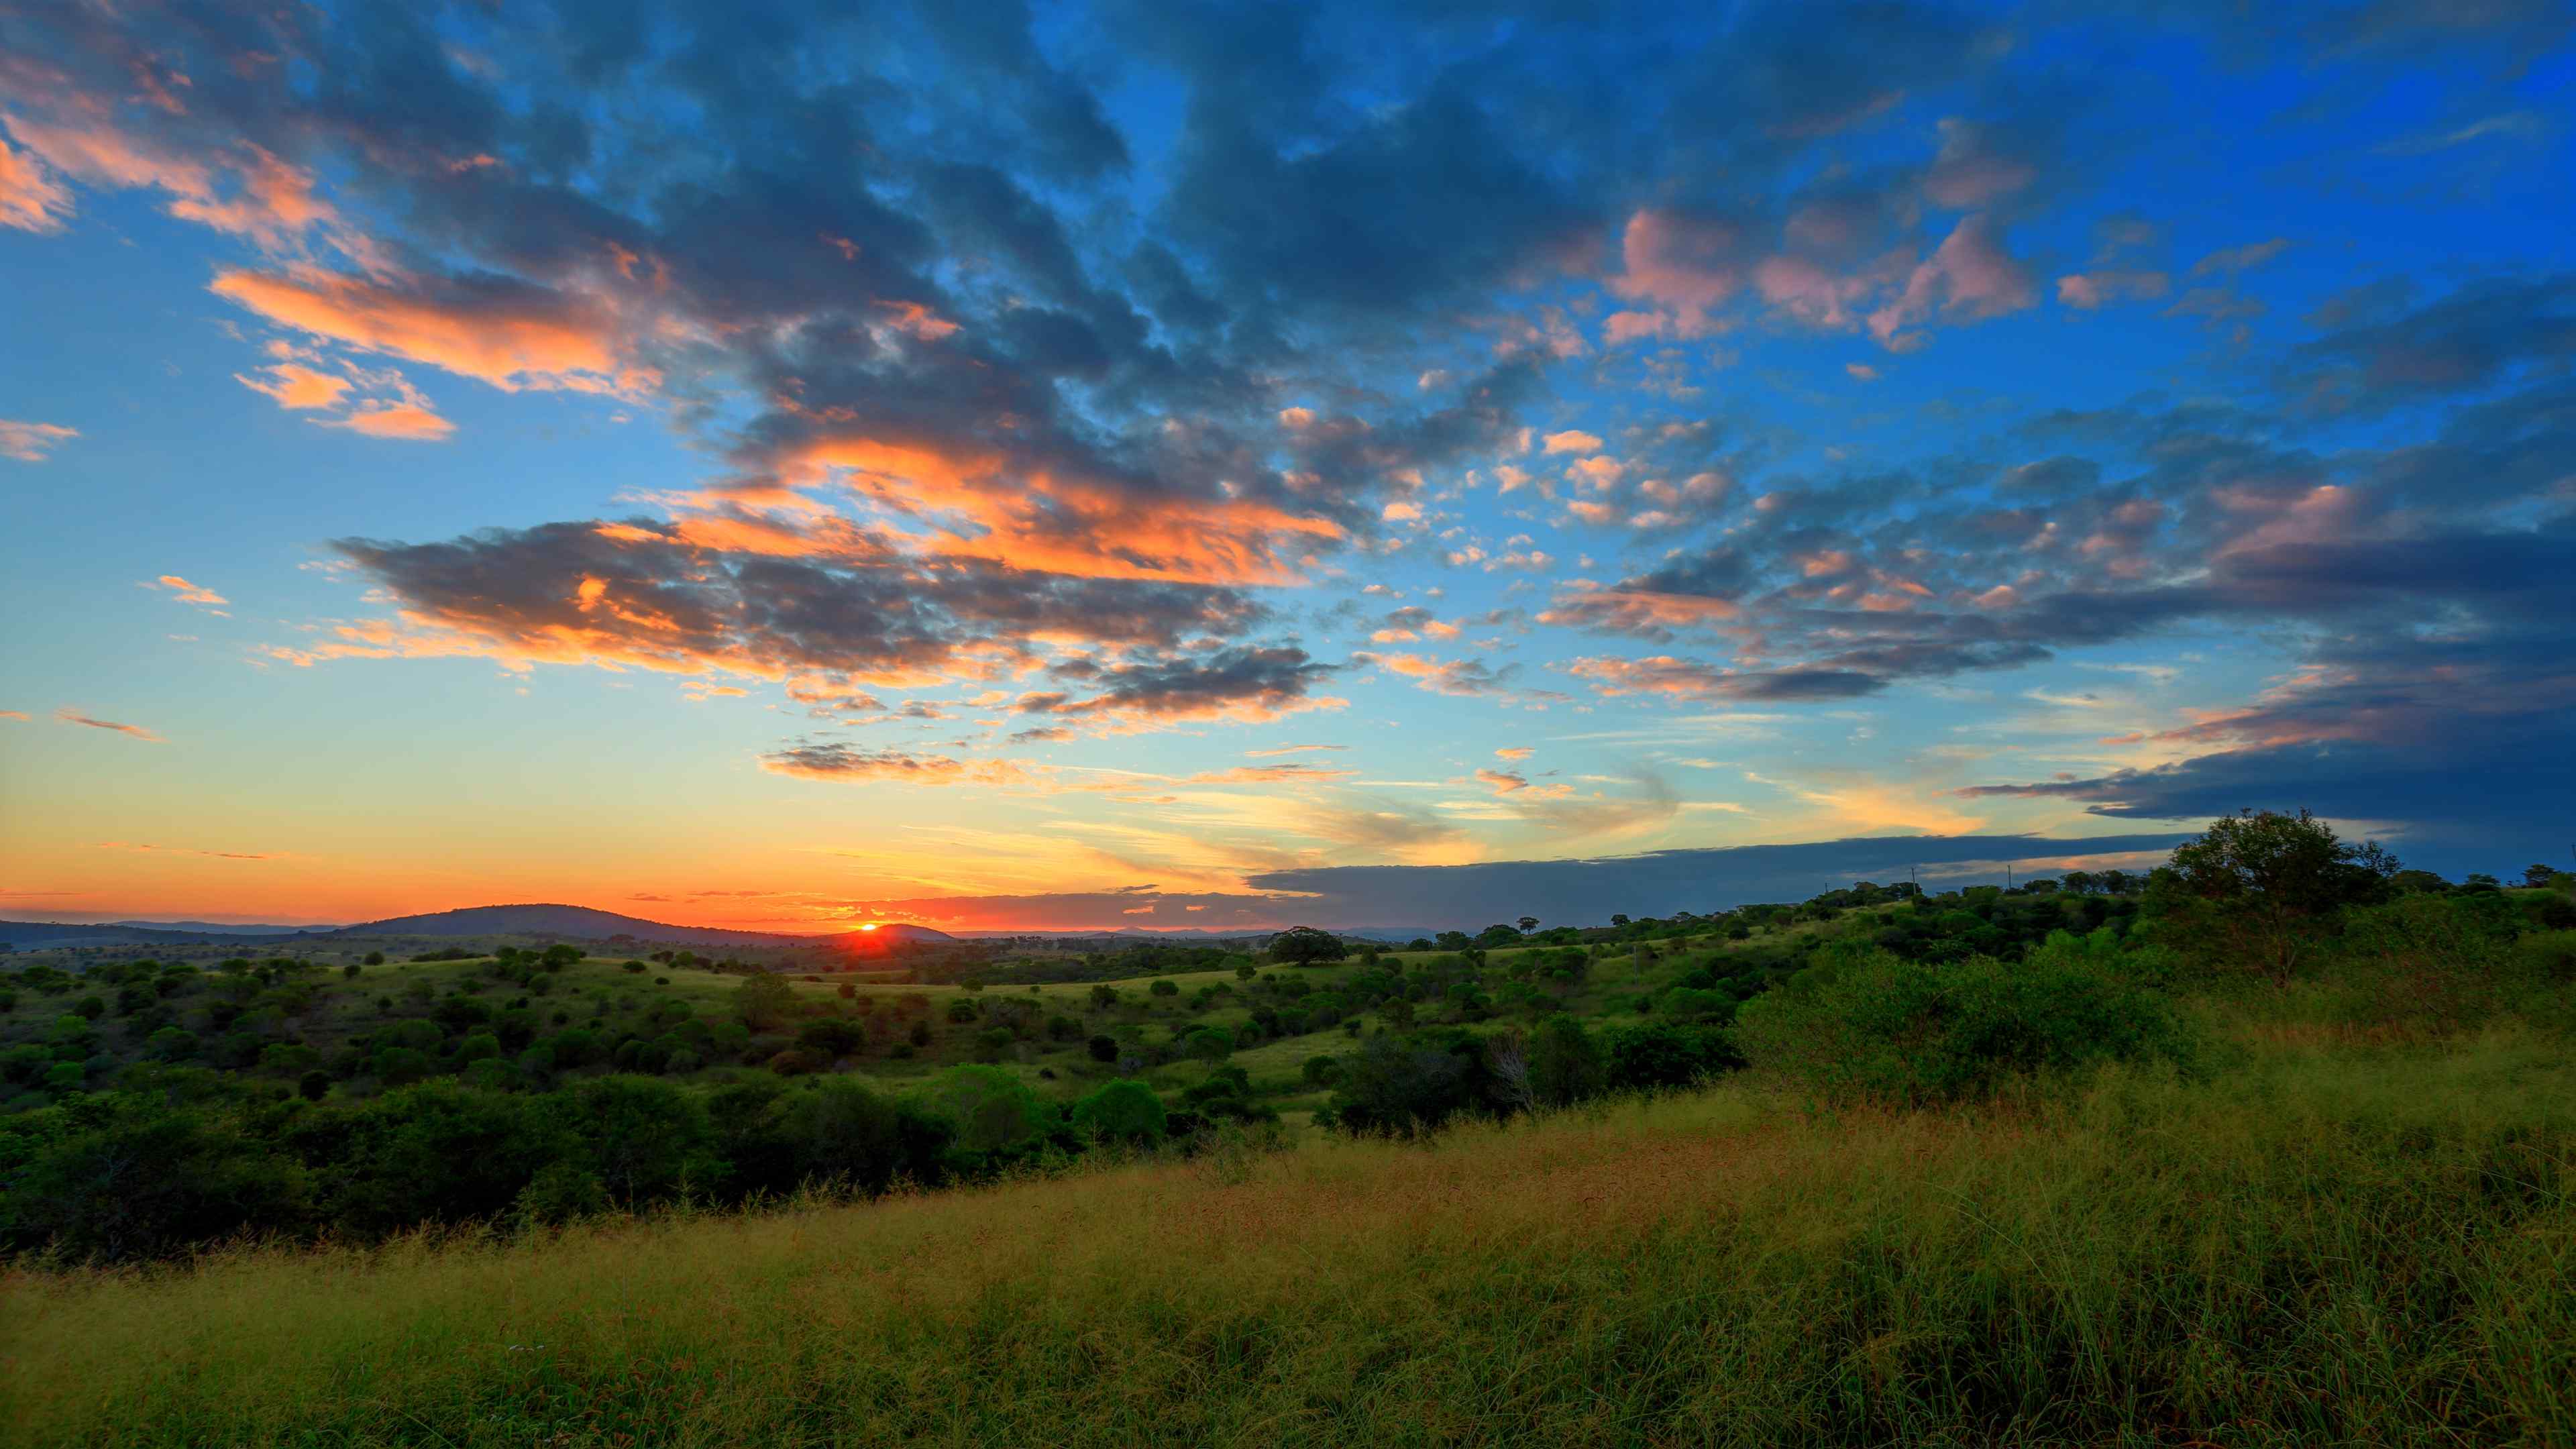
7,1009 -> 2569,1447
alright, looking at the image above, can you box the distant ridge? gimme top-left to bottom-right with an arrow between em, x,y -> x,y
3,904 -> 952,951
326,904 -> 953,945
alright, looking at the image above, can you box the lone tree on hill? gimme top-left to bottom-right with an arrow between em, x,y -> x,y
1270,926 -> 1348,966
2157,808 -> 2398,987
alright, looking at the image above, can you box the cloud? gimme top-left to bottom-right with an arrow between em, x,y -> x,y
276,521 -> 1277,708
0,710 -> 29,722
2057,270 -> 2171,309
759,744 -> 1034,787
1229,833 -> 2196,928
1244,743 -> 1346,757
2291,274 -> 2576,414
0,133 -> 72,232
54,708 -> 164,742
1494,746 -> 1532,761
326,403 -> 455,441
147,575 -> 229,613
1016,647 -> 1344,727
1565,656 -> 1886,702
235,362 -> 353,411
93,842 -> 277,861
0,419 -> 76,462
1352,651 -> 1517,696
210,268 -> 637,396
1184,763 -> 1355,784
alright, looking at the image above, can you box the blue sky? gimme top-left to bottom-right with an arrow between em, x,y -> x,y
2,0 -> 2571,930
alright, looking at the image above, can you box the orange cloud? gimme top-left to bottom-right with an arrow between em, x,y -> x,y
1494,746 -> 1532,760
54,707 -> 164,742
150,575 -> 229,610
235,362 -> 352,411
0,133 -> 72,232
793,433 -> 1343,586
210,267 -> 635,394
327,402 -> 455,440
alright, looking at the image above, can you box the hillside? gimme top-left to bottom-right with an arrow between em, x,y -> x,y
7,1026 -> 2570,1447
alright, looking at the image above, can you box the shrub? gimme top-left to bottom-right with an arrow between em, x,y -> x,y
1087,1034 -> 1120,1063
1071,1079 -> 1167,1144
920,1066 -> 1045,1157
1731,945 -> 2194,1106
1603,1021 -> 1741,1091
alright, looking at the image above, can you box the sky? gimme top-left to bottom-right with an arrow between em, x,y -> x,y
2,0 -> 2571,933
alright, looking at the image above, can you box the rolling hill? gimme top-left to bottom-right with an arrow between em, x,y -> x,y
4,905 -> 952,951
323,904 -> 952,945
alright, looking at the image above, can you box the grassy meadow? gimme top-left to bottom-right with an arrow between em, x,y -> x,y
7,1005 -> 2571,1448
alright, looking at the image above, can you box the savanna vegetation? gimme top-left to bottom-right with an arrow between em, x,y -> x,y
4,811 -> 2573,1446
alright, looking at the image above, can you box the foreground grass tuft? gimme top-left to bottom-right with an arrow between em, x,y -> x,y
6,1025 -> 2571,1447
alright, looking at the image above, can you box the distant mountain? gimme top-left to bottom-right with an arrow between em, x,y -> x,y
0,920 -> 299,949
113,919 -> 337,935
327,904 -> 953,946
4,905 -> 953,953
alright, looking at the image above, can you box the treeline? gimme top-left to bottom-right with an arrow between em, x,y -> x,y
0,1063 -> 1232,1263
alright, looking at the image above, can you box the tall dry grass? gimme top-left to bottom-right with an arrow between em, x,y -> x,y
5,1025 -> 2570,1446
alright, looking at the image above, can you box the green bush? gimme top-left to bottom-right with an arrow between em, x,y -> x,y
920,1066 -> 1046,1157
1071,1079 -> 1167,1144
1731,942 -> 2194,1106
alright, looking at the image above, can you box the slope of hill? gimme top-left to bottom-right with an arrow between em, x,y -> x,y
326,903 -> 953,945
9,1030 -> 2569,1447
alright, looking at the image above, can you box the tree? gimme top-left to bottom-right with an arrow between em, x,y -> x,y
924,1065 -> 1045,1156
1071,1079 -> 1167,1144
1270,926 -> 1348,966
1517,916 -> 1540,935
1185,1026 -> 1235,1062
735,973 -> 799,1030
1523,1015 -> 1607,1108
2159,808 -> 2398,985
1087,1034 -> 1120,1063
2524,863 -> 2561,888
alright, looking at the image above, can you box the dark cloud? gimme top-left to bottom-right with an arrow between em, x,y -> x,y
1018,646 -> 1340,724
287,520 -> 1275,704
2291,274 -> 2576,415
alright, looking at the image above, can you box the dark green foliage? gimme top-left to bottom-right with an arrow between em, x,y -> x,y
1087,1034 -> 1120,1063
1522,1015 -> 1607,1108
1731,941 -> 2195,1106
1270,926 -> 1348,965
1071,1079 -> 1167,1144
1603,1021 -> 1741,1091
1327,1033 -> 1487,1136
0,1096 -> 306,1261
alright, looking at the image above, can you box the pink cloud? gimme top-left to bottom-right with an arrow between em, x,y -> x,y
0,133 -> 72,232
2057,270 -> 2171,309
1605,209 -> 1748,341
1868,215 -> 2037,349
0,419 -> 76,462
